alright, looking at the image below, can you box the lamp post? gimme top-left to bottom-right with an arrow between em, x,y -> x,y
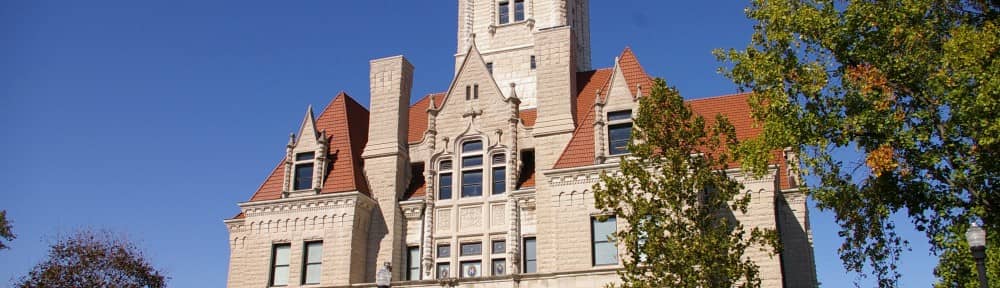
966,223 -> 988,288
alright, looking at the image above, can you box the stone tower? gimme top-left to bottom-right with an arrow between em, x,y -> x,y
455,0 -> 591,109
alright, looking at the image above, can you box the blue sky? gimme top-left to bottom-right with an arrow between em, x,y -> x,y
0,1 -> 937,287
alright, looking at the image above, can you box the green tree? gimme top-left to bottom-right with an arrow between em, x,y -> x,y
15,229 -> 167,288
593,78 -> 778,288
718,0 -> 998,286
0,210 -> 14,250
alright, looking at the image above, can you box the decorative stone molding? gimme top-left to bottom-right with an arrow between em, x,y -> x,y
401,200 -> 425,220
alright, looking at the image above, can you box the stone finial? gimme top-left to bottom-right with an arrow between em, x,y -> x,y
287,133 -> 296,147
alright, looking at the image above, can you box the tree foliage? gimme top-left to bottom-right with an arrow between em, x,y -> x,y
15,229 -> 167,288
718,0 -> 998,286
594,78 -> 778,288
0,210 -> 14,250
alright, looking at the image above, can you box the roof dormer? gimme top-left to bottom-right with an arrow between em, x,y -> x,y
282,106 -> 329,198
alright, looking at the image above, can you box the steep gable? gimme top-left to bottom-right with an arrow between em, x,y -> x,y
248,92 -> 370,202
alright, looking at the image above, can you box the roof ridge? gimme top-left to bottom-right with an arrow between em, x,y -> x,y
685,92 -> 751,102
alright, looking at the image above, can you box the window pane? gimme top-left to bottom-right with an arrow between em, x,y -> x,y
492,240 -> 506,254
462,156 -> 482,167
295,152 -> 315,161
492,259 -> 506,275
437,245 -> 450,258
460,261 -> 482,278
608,123 -> 632,155
440,160 -> 452,170
594,242 -> 618,265
514,0 -> 525,21
437,263 -> 450,279
463,141 -> 482,153
274,245 -> 291,265
304,264 -> 321,284
492,153 -> 506,165
498,2 -> 509,24
294,164 -> 314,190
306,242 -> 323,264
460,242 -> 482,256
530,55 -> 536,69
592,217 -> 618,266
273,266 -> 289,286
439,173 -> 452,200
492,167 -> 506,195
608,110 -> 632,121
523,237 -> 536,273
462,170 -> 483,197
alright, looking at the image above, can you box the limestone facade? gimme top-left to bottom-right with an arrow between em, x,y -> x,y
225,1 -> 817,287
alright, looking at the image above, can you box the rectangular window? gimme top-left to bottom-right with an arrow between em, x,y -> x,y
294,163 -> 314,190
439,173 -> 452,200
462,156 -> 483,167
492,240 -> 506,254
462,170 -> 483,197
592,216 -> 618,266
436,262 -> 451,279
465,85 -> 471,100
492,258 -> 506,276
407,246 -> 421,280
437,244 -> 451,258
270,244 -> 291,286
460,261 -> 482,278
608,123 -> 632,155
486,62 -> 493,75
523,237 -> 537,273
498,1 -> 510,24
514,0 -> 525,21
492,167 -> 506,195
474,84 -> 480,99
530,55 -> 536,70
607,111 -> 633,155
460,242 -> 482,256
295,152 -> 315,161
302,241 -> 323,284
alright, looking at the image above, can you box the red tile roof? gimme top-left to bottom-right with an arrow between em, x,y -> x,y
408,93 -> 446,144
248,92 -> 371,202
519,108 -> 537,127
618,47 -> 654,97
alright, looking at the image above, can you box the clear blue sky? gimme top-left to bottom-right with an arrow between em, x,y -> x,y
0,1 -> 937,287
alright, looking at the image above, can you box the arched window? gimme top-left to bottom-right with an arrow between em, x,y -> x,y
461,140 -> 484,197
491,153 -> 506,195
438,160 -> 453,200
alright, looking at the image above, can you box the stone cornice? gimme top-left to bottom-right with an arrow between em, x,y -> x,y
237,191 -> 374,219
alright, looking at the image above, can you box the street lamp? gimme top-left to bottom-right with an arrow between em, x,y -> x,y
966,223 -> 988,288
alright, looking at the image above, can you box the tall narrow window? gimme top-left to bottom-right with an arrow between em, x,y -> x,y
592,216 -> 618,266
302,241 -> 323,284
474,84 -> 480,99
439,160 -> 452,200
523,237 -> 536,273
465,85 -> 471,100
514,0 -> 525,21
407,246 -> 421,280
607,110 -> 633,155
486,62 -> 493,75
530,55 -> 536,70
270,244 -> 291,286
293,152 -> 315,190
492,154 -> 506,195
498,1 -> 510,24
461,141 -> 483,198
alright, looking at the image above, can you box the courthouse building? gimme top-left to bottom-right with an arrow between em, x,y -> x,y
224,1 -> 818,287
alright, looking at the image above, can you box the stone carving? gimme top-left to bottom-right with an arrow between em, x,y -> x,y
437,209 -> 451,232
491,204 -> 506,228
459,206 -> 482,232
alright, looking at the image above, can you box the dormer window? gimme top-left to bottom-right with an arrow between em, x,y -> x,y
294,152 -> 315,190
607,110 -> 632,155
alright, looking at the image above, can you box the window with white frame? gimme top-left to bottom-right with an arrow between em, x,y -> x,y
523,237 -> 537,273
592,216 -> 618,266
498,1 -> 510,24
607,110 -> 633,155
491,239 -> 506,275
438,160 -> 453,200
270,243 -> 291,286
437,244 -> 451,278
293,152 -> 315,190
302,241 -> 323,285
514,0 -> 525,21
461,140 -> 484,198
492,153 -> 506,195
498,0 -> 526,24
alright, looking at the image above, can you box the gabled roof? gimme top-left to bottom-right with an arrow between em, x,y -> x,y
248,92 -> 371,202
